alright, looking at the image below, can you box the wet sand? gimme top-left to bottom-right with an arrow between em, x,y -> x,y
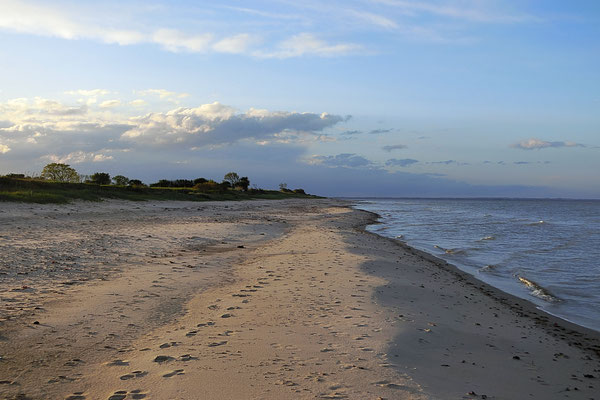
0,199 -> 598,399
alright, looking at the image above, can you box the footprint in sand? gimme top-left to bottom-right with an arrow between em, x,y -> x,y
107,389 -> 148,399
106,359 -> 129,366
207,341 -> 228,347
65,393 -> 86,400
120,371 -> 148,380
162,369 -> 185,378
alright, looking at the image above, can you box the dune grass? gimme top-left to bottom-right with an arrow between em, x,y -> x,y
0,177 -> 320,204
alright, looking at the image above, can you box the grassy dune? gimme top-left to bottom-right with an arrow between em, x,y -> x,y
0,177 -> 319,204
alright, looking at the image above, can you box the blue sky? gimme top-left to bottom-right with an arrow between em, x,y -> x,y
0,0 -> 599,197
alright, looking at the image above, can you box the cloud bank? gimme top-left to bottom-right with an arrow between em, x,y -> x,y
511,138 -> 585,150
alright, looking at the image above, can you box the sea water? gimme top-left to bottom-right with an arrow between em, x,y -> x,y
353,198 -> 600,332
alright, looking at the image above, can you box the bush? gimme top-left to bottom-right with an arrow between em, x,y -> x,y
194,180 -> 226,193
90,172 -> 111,185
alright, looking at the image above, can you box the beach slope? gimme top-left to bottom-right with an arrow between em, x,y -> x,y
0,199 -> 598,399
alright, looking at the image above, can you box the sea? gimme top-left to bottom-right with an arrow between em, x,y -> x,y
352,198 -> 600,332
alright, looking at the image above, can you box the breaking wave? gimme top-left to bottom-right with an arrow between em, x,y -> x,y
517,276 -> 560,302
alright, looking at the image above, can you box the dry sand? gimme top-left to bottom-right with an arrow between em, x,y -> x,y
0,199 -> 598,399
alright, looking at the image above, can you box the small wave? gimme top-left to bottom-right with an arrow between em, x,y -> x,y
528,220 -> 547,226
395,234 -> 404,239
479,235 -> 496,241
480,264 -> 497,272
434,245 -> 466,255
517,276 -> 560,302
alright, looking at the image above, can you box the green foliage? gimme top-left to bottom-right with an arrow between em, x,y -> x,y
112,175 -> 130,186
193,180 -> 226,193
237,176 -> 250,191
223,172 -> 240,187
128,179 -> 145,187
0,174 -> 320,204
40,163 -> 80,183
150,179 -> 195,188
90,172 -> 111,185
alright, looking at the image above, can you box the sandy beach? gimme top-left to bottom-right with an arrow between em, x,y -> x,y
1,198 -> 599,400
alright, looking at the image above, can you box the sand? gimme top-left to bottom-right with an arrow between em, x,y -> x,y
0,199 -> 598,399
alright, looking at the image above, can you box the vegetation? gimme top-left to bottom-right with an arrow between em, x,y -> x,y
40,163 -> 80,183
0,164 -> 318,204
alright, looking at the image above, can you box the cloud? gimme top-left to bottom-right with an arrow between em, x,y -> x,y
152,29 -> 213,53
371,0 -> 538,23
99,100 -> 121,108
306,153 -> 372,168
137,89 -> 190,100
340,130 -> 362,135
130,99 -> 147,107
65,89 -> 111,97
258,33 -> 361,58
213,33 -> 258,54
122,102 -> 345,147
43,151 -> 114,164
346,9 -> 398,29
0,1 -> 362,58
0,143 -> 10,154
382,144 -> 407,152
511,138 -> 585,150
427,160 -> 470,166
369,129 -> 393,134
386,158 -> 418,167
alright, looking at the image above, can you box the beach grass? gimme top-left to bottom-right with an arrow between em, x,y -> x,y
0,177 -> 319,204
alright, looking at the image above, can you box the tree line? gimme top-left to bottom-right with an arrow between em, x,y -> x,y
3,163 -> 305,194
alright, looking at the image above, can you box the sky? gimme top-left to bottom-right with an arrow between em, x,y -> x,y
0,0 -> 599,198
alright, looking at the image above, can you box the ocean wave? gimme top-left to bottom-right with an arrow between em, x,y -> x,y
479,235 -> 496,241
479,264 -> 499,274
528,220 -> 547,226
517,276 -> 560,302
434,245 -> 468,255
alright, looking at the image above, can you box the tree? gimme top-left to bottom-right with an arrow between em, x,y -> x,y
112,175 -> 130,186
237,176 -> 250,191
128,179 -> 145,187
279,182 -> 288,190
40,163 -> 80,183
90,172 -> 111,185
223,172 -> 240,188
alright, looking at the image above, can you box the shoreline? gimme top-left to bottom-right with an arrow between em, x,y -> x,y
1,198 -> 599,399
357,206 -> 600,345
349,206 -> 600,398
353,199 -> 600,333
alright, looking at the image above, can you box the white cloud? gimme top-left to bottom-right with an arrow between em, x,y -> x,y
122,102 -> 344,146
0,98 -> 345,165
346,10 -> 398,29
260,33 -> 362,58
65,89 -> 111,97
152,29 -> 213,53
213,33 -> 258,54
43,151 -> 114,164
130,99 -> 147,107
511,138 -> 585,150
137,89 -> 190,100
371,0 -> 538,23
0,143 -> 10,154
0,0 -> 145,45
99,99 -> 121,108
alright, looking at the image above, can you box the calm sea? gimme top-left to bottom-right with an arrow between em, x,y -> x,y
353,198 -> 600,332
